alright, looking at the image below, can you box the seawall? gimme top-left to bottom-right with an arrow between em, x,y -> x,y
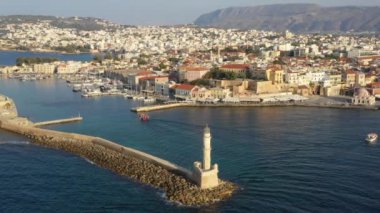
0,119 -> 236,206
131,102 -> 379,112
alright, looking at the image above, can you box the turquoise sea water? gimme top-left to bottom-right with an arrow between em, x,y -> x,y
0,78 -> 380,212
0,51 -> 92,66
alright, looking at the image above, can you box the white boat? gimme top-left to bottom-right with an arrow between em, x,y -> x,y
143,97 -> 156,103
82,89 -> 103,97
72,84 -> 82,92
124,94 -> 134,99
365,133 -> 378,143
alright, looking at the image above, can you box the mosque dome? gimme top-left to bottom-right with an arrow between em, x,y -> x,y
355,88 -> 370,97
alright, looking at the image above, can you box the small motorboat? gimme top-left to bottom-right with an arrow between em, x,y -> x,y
365,133 -> 378,143
138,113 -> 150,122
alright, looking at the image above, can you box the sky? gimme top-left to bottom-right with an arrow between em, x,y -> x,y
0,0 -> 379,25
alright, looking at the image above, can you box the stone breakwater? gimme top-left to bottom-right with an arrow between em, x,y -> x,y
0,93 -> 237,206
25,132 -> 237,206
0,118 -> 237,206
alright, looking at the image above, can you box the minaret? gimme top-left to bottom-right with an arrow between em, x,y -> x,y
193,125 -> 219,189
203,125 -> 211,170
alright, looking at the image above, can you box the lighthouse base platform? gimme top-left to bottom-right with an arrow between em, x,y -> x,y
193,161 -> 219,189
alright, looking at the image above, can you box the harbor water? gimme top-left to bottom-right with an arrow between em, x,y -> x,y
0,79 -> 379,212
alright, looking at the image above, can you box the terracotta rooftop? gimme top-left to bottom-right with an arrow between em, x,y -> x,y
369,82 -> 380,88
136,71 -> 155,76
179,66 -> 209,72
358,55 -> 380,60
220,64 -> 250,70
139,76 -> 168,81
174,84 -> 195,90
346,70 -> 356,75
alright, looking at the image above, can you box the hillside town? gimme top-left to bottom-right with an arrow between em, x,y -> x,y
1,19 -> 380,107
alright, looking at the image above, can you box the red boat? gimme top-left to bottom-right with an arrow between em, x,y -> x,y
138,113 -> 150,121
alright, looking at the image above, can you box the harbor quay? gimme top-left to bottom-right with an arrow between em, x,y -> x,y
131,98 -> 379,113
0,94 -> 237,206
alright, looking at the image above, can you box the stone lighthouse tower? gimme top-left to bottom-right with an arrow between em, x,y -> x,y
193,125 -> 219,189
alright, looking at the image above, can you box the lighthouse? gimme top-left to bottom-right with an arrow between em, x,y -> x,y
193,125 -> 219,189
203,125 -> 211,170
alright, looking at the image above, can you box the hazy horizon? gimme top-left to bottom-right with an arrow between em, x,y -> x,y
1,0 -> 379,25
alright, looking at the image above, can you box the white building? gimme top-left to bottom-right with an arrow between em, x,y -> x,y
306,71 -> 326,83
33,64 -> 55,74
56,61 -> 82,74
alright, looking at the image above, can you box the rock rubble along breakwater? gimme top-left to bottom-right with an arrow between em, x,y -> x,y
0,119 -> 237,206
26,130 -> 237,206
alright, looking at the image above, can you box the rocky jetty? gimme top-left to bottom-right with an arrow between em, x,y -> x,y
24,133 -> 237,206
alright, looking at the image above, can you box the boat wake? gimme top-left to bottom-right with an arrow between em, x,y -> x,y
0,141 -> 30,145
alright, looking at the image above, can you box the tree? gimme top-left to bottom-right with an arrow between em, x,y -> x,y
245,69 -> 253,79
237,72 -> 246,79
159,62 -> 167,70
137,58 -> 147,65
203,67 -> 240,80
93,54 -> 103,63
104,52 -> 113,60
180,79 -> 189,84
273,60 -> 285,65
16,57 -> 58,66
190,79 -> 210,86
225,71 -> 237,80
168,57 -> 180,64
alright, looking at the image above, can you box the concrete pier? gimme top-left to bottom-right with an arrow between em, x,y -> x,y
131,103 -> 191,112
34,116 -> 83,127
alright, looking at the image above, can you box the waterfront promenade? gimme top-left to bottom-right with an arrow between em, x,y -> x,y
0,94 -> 236,206
132,96 -> 379,112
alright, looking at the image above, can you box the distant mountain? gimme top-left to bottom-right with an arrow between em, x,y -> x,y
0,15 -> 119,31
194,4 -> 380,32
